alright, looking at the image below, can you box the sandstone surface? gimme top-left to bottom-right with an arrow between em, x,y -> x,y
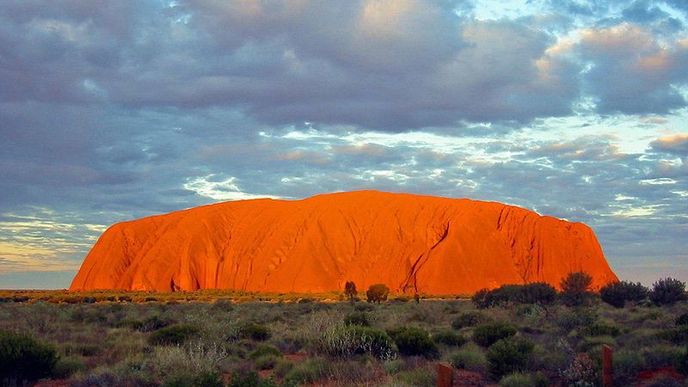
70,191 -> 618,294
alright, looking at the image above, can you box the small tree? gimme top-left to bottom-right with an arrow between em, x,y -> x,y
366,284 -> 390,303
560,271 -> 594,306
0,330 -> 58,384
344,281 -> 358,304
599,281 -> 648,308
650,277 -> 687,305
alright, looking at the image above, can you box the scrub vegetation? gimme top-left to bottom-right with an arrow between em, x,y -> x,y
0,275 -> 687,386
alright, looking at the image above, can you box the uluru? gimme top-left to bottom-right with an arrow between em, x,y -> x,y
70,191 -> 618,295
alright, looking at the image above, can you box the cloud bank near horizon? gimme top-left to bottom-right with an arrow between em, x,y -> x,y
0,0 -> 686,288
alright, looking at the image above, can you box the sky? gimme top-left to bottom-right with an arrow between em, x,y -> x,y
0,0 -> 687,289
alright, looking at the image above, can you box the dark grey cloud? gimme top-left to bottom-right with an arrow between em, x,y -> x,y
576,23 -> 688,115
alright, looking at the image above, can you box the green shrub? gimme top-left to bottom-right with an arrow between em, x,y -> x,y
394,367 -> 436,386
284,358 -> 328,385
472,288 -> 491,308
600,281 -> 649,308
486,337 -> 534,378
432,330 -> 467,347
240,322 -> 271,341
132,315 -> 173,332
52,356 -> 86,378
515,304 -> 545,319
555,307 -> 597,332
641,344 -> 684,370
366,284 -> 390,303
354,303 -> 375,312
344,311 -> 370,327
471,283 -> 557,308
499,372 -> 548,387
678,346 -> 687,375
452,311 -> 486,329
560,271 -> 595,306
164,370 -> 224,387
576,336 -> 616,353
254,355 -> 279,370
650,278 -> 687,305
561,353 -> 597,386
613,350 -> 646,385
318,324 -> 395,360
273,358 -> 294,378
520,283 -> 558,305
228,370 -> 278,387
449,348 -> 487,372
0,330 -> 58,384
473,322 -> 517,347
149,324 -> 200,346
656,326 -> 688,345
676,313 -> 688,326
582,322 -> 621,337
249,345 -> 282,360
387,326 -> 439,358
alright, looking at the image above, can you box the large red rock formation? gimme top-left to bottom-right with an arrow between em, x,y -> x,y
70,191 -> 618,294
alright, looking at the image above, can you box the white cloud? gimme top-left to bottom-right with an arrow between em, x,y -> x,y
183,174 -> 281,201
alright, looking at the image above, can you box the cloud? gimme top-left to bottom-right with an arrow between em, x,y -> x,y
575,23 -> 688,114
183,174 -> 281,201
650,133 -> 688,156
0,0 -> 687,286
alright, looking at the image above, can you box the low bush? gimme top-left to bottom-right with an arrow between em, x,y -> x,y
561,353 -> 597,387
582,322 -> 621,337
344,311 -> 370,327
471,283 -> 557,308
366,284 -> 390,303
676,313 -> 688,327
149,324 -> 200,346
486,337 -> 534,378
227,370 -> 278,387
0,330 -> 58,384
499,372 -> 548,387
678,346 -> 688,375
640,344 -> 684,370
452,311 -> 486,329
284,358 -> 329,385
472,288 -> 491,309
600,281 -> 649,308
449,348 -> 487,372
555,307 -> 597,332
164,370 -> 224,387
394,367 -> 436,386
254,355 -> 279,370
650,278 -> 687,306
560,272 -> 595,307
132,315 -> 173,332
354,303 -> 375,312
613,349 -> 646,385
240,322 -> 271,341
656,326 -> 688,345
432,330 -> 467,347
318,324 -> 395,360
387,326 -> 439,358
473,322 -> 517,347
53,355 -> 86,378
249,345 -> 282,360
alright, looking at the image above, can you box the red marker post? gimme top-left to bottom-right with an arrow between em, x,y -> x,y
602,344 -> 613,387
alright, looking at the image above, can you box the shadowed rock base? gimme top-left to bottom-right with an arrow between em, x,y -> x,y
70,190 -> 618,294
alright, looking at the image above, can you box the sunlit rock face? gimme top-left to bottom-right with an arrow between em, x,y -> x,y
70,191 -> 618,294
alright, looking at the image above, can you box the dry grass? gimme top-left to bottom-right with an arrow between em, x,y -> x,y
1,293 -> 687,386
